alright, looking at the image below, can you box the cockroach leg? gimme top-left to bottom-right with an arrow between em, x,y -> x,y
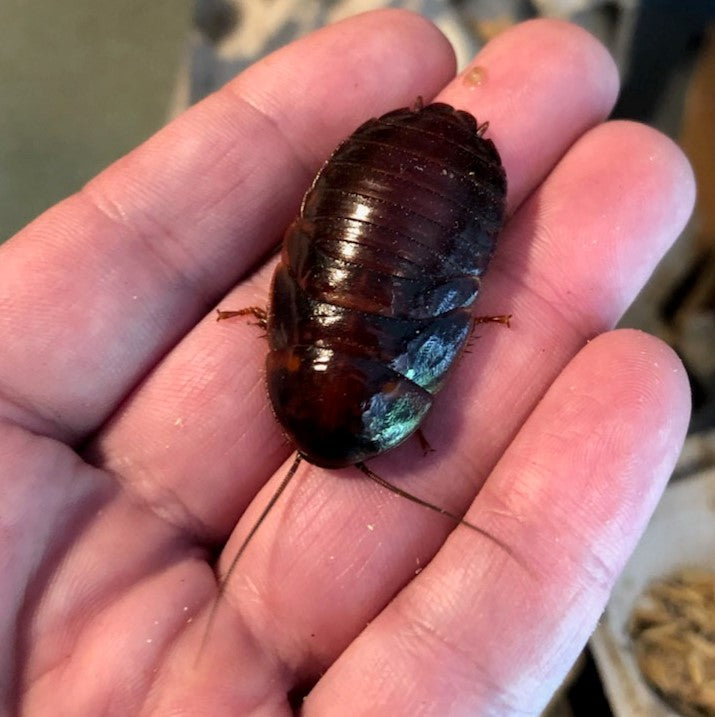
215,306 -> 268,329
473,313 -> 511,328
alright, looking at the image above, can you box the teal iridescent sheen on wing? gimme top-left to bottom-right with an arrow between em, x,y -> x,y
389,312 -> 472,393
361,383 -> 432,452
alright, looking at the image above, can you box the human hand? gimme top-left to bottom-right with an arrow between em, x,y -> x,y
0,12 -> 694,715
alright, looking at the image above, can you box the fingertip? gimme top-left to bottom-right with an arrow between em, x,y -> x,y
523,329 -> 692,544
495,117 -> 698,334
587,328 -> 692,445
471,327 -> 692,584
439,18 -> 620,214
581,119 -> 696,221
471,16 -> 619,118
526,17 -> 620,107
347,8 -> 458,77
514,17 -> 619,96
609,120 -> 697,230
232,8 -> 458,160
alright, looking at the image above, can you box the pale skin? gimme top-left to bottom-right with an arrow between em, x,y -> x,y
0,11 -> 695,716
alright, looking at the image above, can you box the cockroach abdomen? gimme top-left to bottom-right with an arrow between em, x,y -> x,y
266,345 -> 432,468
266,102 -> 506,467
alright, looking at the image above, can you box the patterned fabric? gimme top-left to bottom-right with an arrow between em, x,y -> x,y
187,0 -> 582,102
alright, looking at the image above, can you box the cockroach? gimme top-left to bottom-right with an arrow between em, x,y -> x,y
209,99 -> 509,641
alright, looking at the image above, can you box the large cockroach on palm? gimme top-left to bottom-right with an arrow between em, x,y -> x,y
210,99 -> 510,631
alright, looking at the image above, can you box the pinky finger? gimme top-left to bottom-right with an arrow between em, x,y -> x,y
306,329 -> 691,716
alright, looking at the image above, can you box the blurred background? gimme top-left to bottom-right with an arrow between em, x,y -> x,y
1,1 -> 713,714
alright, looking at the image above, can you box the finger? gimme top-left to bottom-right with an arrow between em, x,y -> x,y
0,9 -> 455,442
437,18 -> 620,214
188,120 -> 694,680
416,119 -> 695,485
305,330 -> 690,715
0,423 -> 115,691
92,19 -> 623,541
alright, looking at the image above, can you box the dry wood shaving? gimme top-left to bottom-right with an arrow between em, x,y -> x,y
630,568 -> 715,716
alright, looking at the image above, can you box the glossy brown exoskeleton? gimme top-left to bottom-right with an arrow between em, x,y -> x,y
265,102 -> 507,468
205,102 -> 510,652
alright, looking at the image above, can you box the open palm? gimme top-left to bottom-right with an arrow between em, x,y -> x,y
1,12 -> 694,716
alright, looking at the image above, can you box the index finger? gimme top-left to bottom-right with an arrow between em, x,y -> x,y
0,10 -> 455,442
